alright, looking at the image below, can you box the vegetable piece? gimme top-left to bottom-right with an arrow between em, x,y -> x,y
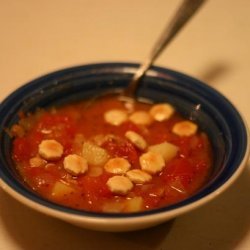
172,121 -> 198,136
106,176 -> 133,195
149,103 -> 175,121
13,137 -> 32,161
63,154 -> 88,176
104,157 -> 131,174
51,181 -> 75,197
82,141 -> 109,166
161,158 -> 195,188
139,151 -> 165,174
125,197 -> 143,212
148,141 -> 179,163
38,139 -> 64,160
125,131 -> 147,150
102,136 -> 139,165
102,201 -> 125,213
80,174 -> 112,198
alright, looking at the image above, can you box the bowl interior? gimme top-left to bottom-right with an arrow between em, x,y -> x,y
0,62 -> 248,217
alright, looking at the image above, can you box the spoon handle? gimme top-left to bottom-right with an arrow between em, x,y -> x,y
124,0 -> 207,97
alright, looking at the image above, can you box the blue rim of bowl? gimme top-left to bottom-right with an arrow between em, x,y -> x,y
0,62 -> 248,218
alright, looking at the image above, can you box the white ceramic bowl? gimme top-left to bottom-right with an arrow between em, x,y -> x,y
0,63 -> 249,231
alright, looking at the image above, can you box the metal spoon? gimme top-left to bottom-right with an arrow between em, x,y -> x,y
123,0 -> 207,99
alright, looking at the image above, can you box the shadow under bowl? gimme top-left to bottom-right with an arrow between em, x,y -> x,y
0,62 -> 249,231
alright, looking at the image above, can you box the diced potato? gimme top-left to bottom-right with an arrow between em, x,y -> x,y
125,197 -> 143,212
148,142 -> 179,163
51,181 -> 75,198
102,201 -> 125,213
82,141 -> 109,166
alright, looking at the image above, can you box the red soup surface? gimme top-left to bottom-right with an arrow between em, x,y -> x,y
11,97 -> 213,213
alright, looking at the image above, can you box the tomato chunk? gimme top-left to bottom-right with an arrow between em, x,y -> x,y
79,174 -> 113,198
102,136 -> 139,166
162,158 -> 196,188
13,137 -> 31,161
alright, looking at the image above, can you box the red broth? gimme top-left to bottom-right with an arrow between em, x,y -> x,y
11,97 -> 213,213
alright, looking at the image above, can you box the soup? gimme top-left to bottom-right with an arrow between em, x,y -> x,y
10,97 -> 213,213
